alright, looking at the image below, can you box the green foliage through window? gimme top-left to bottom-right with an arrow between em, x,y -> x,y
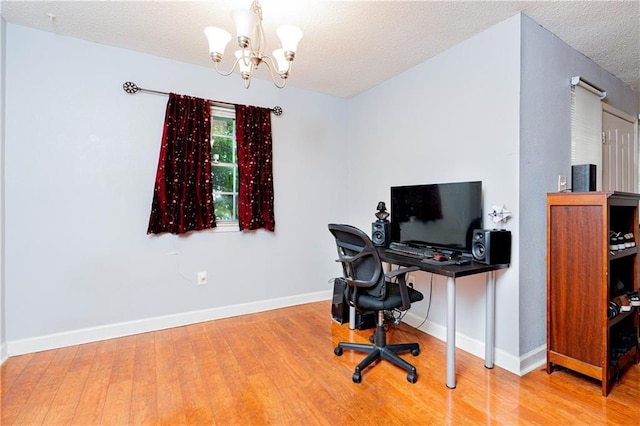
210,109 -> 238,222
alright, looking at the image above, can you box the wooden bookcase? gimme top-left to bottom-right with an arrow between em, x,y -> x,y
547,191 -> 640,396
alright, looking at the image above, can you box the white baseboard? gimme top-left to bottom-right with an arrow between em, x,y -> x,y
6,291 -> 548,377
0,342 -> 8,366
518,344 -> 547,375
7,290 -> 332,357
403,311 -> 545,376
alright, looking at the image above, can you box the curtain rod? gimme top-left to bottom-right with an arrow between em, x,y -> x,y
122,81 -> 283,116
570,76 -> 607,100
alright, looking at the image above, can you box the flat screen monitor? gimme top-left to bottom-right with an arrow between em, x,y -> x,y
390,181 -> 482,254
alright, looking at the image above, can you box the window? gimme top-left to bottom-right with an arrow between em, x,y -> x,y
570,77 -> 605,191
210,106 -> 238,224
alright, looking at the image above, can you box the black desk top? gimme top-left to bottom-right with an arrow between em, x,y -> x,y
378,248 -> 509,278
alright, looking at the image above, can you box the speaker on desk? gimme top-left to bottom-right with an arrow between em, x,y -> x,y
371,221 -> 390,247
471,229 -> 511,265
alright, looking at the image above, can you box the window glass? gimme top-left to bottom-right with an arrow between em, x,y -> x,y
210,107 -> 238,223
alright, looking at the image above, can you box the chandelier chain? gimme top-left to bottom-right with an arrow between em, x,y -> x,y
250,1 -> 263,20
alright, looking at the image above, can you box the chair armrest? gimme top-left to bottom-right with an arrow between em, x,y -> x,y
385,266 -> 420,311
384,266 -> 420,279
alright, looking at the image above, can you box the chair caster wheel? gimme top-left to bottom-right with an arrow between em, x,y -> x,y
369,334 -> 375,343
352,372 -> 362,383
407,373 -> 417,383
411,348 -> 420,356
334,347 -> 343,356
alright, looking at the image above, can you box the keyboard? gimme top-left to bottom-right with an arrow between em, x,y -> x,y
385,245 -> 435,258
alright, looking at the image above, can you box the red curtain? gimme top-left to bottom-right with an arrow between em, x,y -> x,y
236,105 -> 275,231
147,93 -> 216,234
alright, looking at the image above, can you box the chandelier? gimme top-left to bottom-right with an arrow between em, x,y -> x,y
204,0 -> 303,89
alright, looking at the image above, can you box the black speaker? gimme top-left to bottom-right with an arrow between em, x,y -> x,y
571,164 -> 596,192
331,277 -> 349,324
471,229 -> 511,265
371,221 -> 390,247
331,277 -> 376,330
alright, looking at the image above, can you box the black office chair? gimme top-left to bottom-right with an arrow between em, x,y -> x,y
328,224 -> 424,383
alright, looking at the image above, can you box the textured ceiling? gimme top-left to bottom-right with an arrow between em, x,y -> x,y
1,0 -> 639,98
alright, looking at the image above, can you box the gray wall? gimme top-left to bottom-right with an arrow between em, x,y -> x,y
519,14 -> 639,356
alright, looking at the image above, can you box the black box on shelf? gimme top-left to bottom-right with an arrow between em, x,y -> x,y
572,164 -> 596,192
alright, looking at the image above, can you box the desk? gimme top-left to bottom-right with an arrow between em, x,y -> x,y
377,248 -> 509,388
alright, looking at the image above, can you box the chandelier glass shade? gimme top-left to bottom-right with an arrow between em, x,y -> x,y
204,0 -> 303,89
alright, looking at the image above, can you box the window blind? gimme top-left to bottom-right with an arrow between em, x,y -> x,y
571,78 -> 604,191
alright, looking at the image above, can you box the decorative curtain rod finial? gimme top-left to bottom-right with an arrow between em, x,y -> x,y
123,81 -> 140,94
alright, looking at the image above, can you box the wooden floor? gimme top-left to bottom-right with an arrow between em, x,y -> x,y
1,301 -> 638,425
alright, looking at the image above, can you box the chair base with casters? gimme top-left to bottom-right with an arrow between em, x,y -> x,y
334,310 -> 420,383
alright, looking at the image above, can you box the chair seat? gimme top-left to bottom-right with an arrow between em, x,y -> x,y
356,281 -> 424,311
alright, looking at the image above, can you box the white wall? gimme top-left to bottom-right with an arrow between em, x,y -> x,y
4,24 -> 348,353
346,16 -> 521,369
0,16 -> 7,363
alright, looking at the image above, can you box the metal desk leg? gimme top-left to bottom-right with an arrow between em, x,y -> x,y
349,306 -> 356,330
446,276 -> 456,388
485,270 -> 496,368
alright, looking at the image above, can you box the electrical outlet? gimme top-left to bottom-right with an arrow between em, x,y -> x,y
197,271 -> 207,286
558,175 -> 567,192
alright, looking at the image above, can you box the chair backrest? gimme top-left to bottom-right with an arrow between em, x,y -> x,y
328,224 -> 386,300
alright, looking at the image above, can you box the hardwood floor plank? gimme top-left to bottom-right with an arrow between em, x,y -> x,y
69,338 -> 117,424
129,332 -> 158,425
11,346 -> 78,425
0,352 -> 35,395
40,341 -> 99,424
185,325 -> 236,425
99,335 -> 137,425
1,301 -> 638,425
171,326 -> 216,424
249,321 -> 339,425
154,328 -> 188,425
0,351 -> 53,425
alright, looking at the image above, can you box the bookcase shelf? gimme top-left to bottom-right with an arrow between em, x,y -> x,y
546,191 -> 640,396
